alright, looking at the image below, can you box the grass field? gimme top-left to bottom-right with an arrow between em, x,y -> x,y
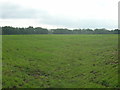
2,34 -> 118,88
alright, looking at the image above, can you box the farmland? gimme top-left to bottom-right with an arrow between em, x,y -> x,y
2,34 -> 118,88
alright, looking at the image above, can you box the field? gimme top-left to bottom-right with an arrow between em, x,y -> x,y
2,34 -> 118,88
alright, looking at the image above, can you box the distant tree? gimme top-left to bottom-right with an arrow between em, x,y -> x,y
52,28 -> 71,34
0,27 -> 2,35
1,26 -> 120,35
113,29 -> 119,34
94,28 -> 110,34
73,29 -> 81,34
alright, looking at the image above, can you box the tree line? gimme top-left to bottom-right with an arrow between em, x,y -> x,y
1,26 -> 120,35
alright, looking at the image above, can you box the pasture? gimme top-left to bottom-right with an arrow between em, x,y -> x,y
2,34 -> 118,88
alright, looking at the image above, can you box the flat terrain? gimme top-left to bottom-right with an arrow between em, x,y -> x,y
2,34 -> 118,88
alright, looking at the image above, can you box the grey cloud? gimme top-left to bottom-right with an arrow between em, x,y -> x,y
1,2 -> 47,19
38,17 -> 117,29
0,2 -> 117,29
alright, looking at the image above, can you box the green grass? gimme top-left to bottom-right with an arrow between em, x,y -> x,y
2,34 -> 118,88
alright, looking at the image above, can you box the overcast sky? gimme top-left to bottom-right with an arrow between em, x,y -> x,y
0,0 -> 119,29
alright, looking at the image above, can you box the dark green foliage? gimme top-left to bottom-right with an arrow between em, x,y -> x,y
52,28 -> 73,34
2,26 -> 48,35
1,26 -> 120,35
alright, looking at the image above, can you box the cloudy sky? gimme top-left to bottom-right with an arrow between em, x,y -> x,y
0,0 -> 119,29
